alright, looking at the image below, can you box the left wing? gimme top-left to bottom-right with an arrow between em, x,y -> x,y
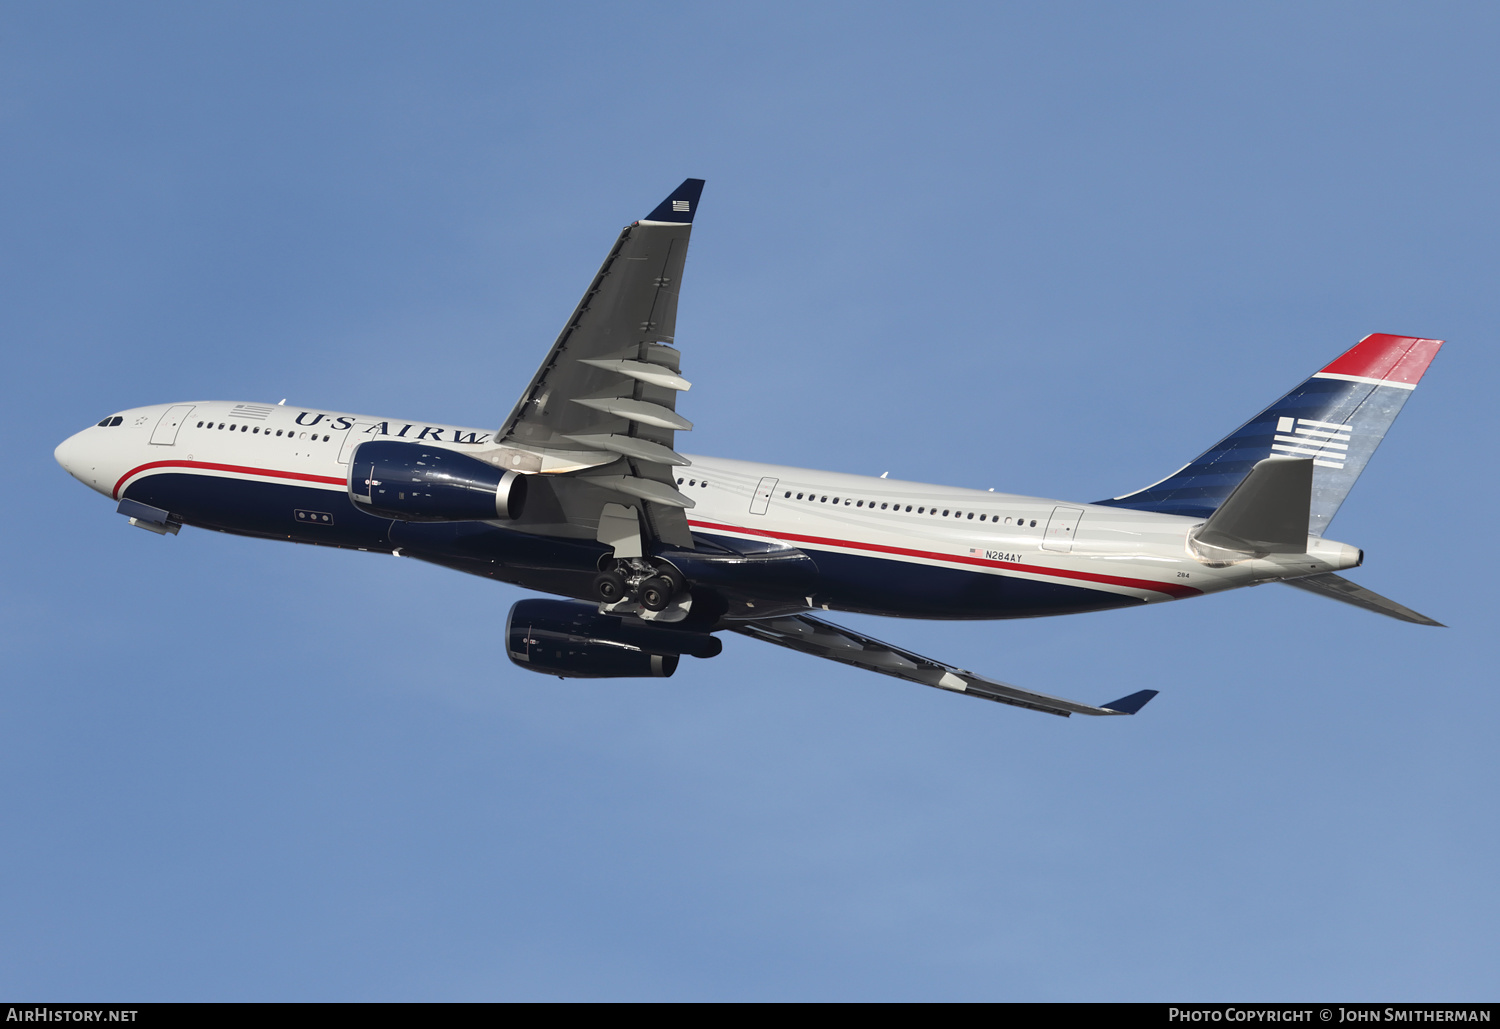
484,179 -> 705,546
732,614 -> 1158,717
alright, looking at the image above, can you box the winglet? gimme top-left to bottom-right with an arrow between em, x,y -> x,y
1100,689 -> 1159,715
643,179 -> 706,223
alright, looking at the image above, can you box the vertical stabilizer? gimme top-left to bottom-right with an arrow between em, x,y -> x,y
1097,334 -> 1442,534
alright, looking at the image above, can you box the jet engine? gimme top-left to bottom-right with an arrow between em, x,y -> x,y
348,440 -> 527,522
505,598 -> 722,679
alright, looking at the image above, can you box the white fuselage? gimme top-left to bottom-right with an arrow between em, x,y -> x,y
56,400 -> 1363,620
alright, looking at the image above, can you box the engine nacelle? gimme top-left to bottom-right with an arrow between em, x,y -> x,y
348,440 -> 527,522
505,599 -> 721,679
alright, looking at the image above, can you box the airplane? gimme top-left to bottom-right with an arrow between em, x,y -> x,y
53,179 -> 1445,718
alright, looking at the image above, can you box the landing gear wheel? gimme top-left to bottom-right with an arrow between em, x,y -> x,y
638,576 -> 674,612
655,566 -> 686,596
593,571 -> 627,603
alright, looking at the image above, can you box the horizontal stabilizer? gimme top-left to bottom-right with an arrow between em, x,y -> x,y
1101,689 -> 1159,714
1194,456 -> 1311,554
1281,572 -> 1444,626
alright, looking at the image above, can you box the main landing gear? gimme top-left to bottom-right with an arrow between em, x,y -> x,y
593,558 -> 688,614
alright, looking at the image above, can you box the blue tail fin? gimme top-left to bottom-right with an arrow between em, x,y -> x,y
1097,334 -> 1443,535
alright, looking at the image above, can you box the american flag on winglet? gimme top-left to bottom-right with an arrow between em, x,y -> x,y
1271,416 -> 1351,469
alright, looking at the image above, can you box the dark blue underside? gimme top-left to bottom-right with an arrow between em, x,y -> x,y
126,473 -> 1136,621
795,548 -> 1137,619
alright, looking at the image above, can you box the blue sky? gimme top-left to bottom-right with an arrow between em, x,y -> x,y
2,2 -> 1496,1000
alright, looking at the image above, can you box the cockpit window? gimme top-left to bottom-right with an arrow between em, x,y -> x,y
97,416 -> 123,427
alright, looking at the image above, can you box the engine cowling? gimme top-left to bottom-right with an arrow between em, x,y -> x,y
505,599 -> 722,679
348,440 -> 527,522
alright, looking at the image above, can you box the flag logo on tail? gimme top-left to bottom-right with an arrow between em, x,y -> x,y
1272,416 -> 1351,469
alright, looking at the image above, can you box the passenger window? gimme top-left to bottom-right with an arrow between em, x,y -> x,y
967,513 -> 974,520
820,496 -> 827,503
1030,519 -> 1037,527
904,505 -> 912,512
689,479 -> 696,486
276,430 -> 283,437
784,491 -> 791,498
677,478 -> 684,484
918,507 -> 924,514
944,510 -> 951,517
196,421 -> 204,428
796,493 -> 803,500
856,500 -> 863,507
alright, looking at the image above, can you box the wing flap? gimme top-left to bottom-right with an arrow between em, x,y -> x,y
578,474 -> 695,509
563,433 -> 690,466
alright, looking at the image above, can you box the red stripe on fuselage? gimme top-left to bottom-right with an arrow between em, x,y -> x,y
687,518 -> 1202,598
110,463 -> 1198,599
113,460 -> 346,499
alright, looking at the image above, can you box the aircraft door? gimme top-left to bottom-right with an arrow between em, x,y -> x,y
749,476 -> 779,515
149,405 -> 196,446
338,422 -> 379,464
1041,506 -> 1084,553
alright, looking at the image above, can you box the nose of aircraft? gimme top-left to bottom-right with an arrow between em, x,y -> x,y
55,428 -> 112,496
54,430 -> 86,477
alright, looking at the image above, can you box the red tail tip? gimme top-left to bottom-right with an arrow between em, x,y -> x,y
1319,333 -> 1444,386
